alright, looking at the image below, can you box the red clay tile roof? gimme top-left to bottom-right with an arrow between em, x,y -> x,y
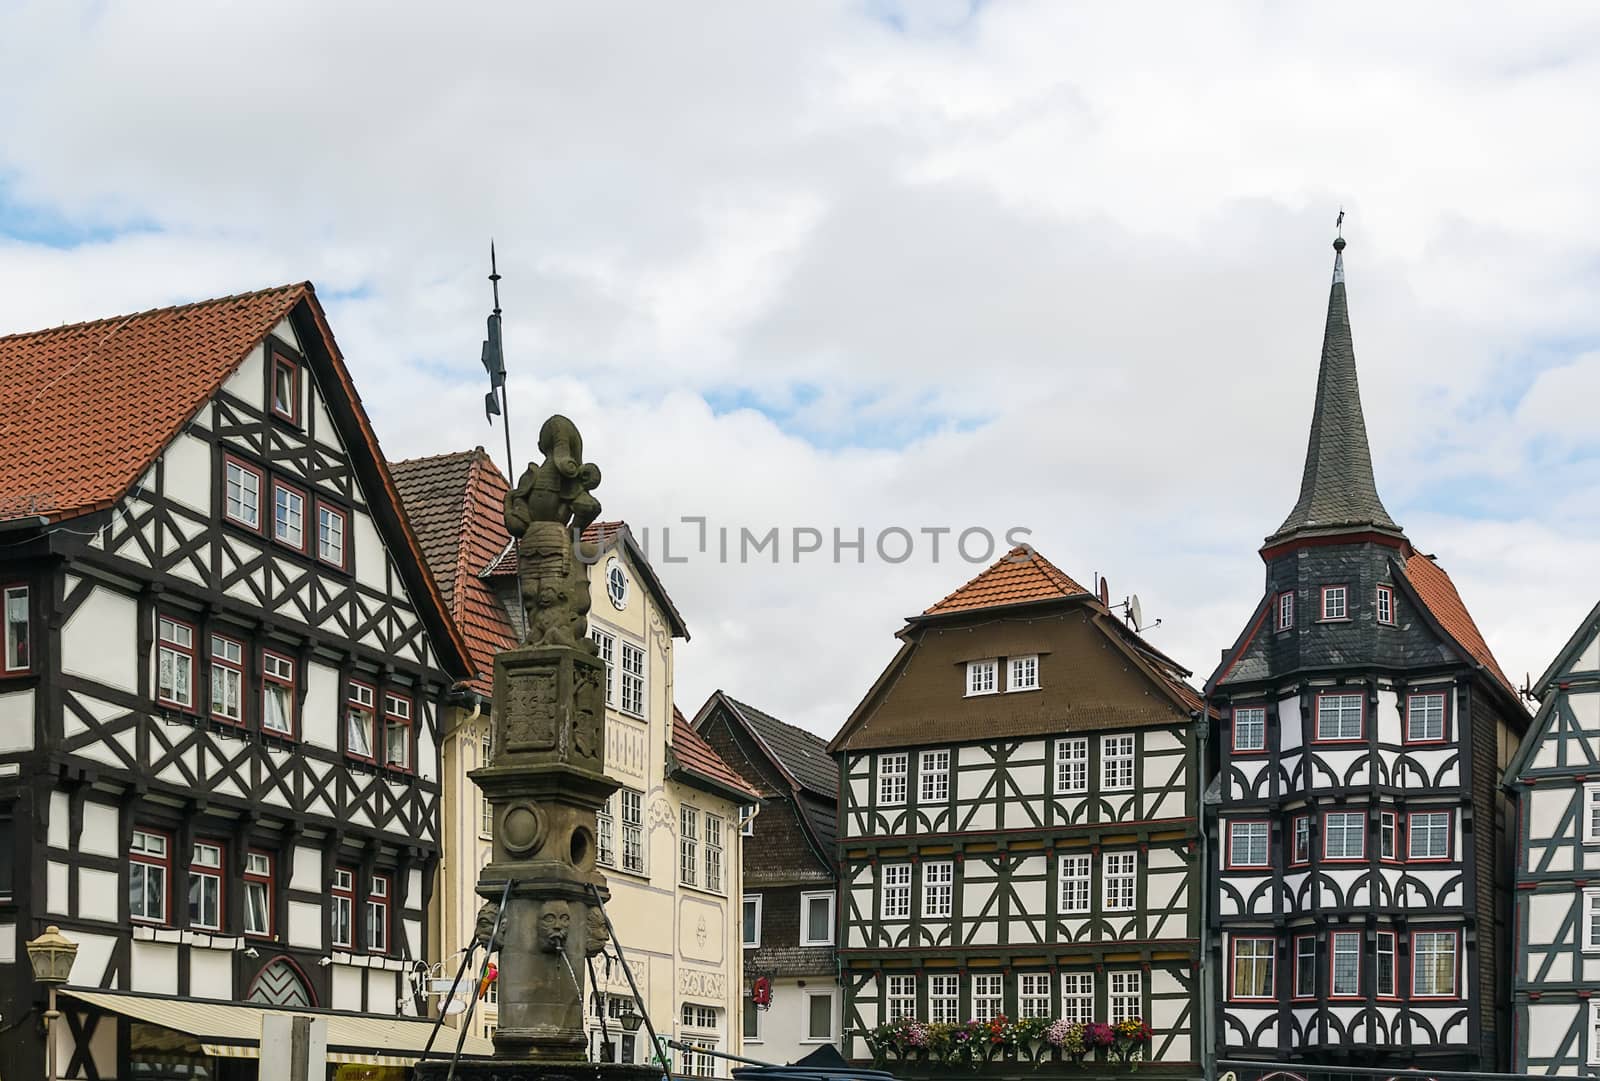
481,521 -> 627,577
1402,551 -> 1517,699
0,284 -> 305,522
391,449 -> 518,695
922,545 -> 1092,616
672,706 -> 759,801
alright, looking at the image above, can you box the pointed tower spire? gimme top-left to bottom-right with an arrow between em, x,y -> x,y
1266,229 -> 1402,546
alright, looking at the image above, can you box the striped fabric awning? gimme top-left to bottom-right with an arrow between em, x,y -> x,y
64,988 -> 496,1066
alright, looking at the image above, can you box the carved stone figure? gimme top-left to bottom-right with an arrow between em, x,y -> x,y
536,901 -> 572,953
474,902 -> 506,949
584,904 -> 610,958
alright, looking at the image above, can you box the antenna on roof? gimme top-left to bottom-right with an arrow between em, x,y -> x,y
1114,594 -> 1161,634
479,240 -> 525,622
1097,575 -> 1110,607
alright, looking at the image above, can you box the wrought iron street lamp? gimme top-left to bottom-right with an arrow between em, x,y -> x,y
619,1005 -> 643,1033
26,926 -> 77,1081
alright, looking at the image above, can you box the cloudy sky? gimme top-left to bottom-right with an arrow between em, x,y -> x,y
4,2 -> 1599,735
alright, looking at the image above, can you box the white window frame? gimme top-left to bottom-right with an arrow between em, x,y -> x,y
349,681 -> 381,761
1324,811 -> 1366,860
877,753 -> 908,807
741,894 -> 762,948
1103,851 -> 1136,911
1009,654 -> 1039,691
800,890 -> 835,946
209,633 -> 244,723
1019,973 -> 1051,1019
971,974 -> 1003,1022
802,989 -> 836,1043
1315,693 -> 1363,741
1413,931 -> 1457,997
621,788 -> 645,873
2,584 -> 28,674
1331,931 -> 1361,996
922,860 -> 953,918
1407,692 -> 1447,742
1233,706 -> 1266,752
1408,811 -> 1450,860
1376,932 -> 1397,997
704,813 -> 724,893
316,503 -> 346,567
384,691 -> 413,769
1584,889 -> 1600,954
966,659 -> 998,696
366,874 -> 389,954
1231,936 -> 1275,999
261,651 -> 295,736
273,481 -> 306,550
591,627 -> 616,706
1276,591 -> 1294,631
882,864 -> 911,920
1292,816 -> 1310,864
243,851 -> 272,937
223,459 -> 262,529
189,841 -> 223,931
1229,821 -> 1270,868
1101,734 -> 1135,791
1376,584 -> 1394,625
1061,972 -> 1094,1024
157,615 -> 196,711
597,794 -> 615,867
918,749 -> 950,803
330,868 -> 354,949
619,640 -> 646,717
886,975 -> 916,1020
1589,1001 -> 1600,1067
1321,585 -> 1348,621
928,974 -> 959,1023
1055,737 -> 1088,794
1109,971 -> 1142,1024
1059,853 -> 1091,914
679,806 -> 699,888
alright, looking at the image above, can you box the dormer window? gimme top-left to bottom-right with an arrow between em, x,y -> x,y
1276,592 -> 1294,631
1320,585 -> 1348,621
271,353 -> 299,423
1009,655 -> 1039,691
966,660 -> 997,696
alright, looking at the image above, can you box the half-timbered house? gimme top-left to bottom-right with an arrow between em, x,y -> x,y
0,286 -> 478,1077
693,692 -> 840,1063
1206,237 -> 1527,1075
829,547 -> 1205,1075
1506,600 -> 1600,1074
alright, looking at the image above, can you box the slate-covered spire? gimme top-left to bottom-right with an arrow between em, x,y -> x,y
1267,233 -> 1403,546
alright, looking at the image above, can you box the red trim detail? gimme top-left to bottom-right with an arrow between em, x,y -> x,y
331,866 -> 356,949
222,454 -> 265,533
130,826 -> 174,927
156,613 -> 199,713
1318,584 -> 1351,622
1375,931 -> 1399,1000
260,649 -> 298,741
1405,809 -> 1454,863
1225,819 -> 1271,871
367,872 -> 392,955
313,499 -> 349,571
189,838 -> 227,932
244,849 -> 275,939
1259,529 -> 1410,563
1328,928 -> 1362,999
1230,704 -> 1268,756
1379,811 -> 1400,863
344,679 -> 377,764
1228,935 -> 1276,1001
1312,690 -> 1366,744
1321,810 -> 1367,863
1,581 -> 32,676
207,630 -> 247,726
1409,927 -> 1462,1000
1289,815 -> 1311,866
382,690 -> 415,773
1292,934 -> 1316,1000
270,351 -> 301,424
1376,584 -> 1395,626
269,478 -> 310,554
1215,600 -> 1272,686
1403,690 -> 1450,746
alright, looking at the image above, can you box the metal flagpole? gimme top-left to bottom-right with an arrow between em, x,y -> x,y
480,241 -> 525,625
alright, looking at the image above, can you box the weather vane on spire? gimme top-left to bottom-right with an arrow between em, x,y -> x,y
1336,207 -> 1345,239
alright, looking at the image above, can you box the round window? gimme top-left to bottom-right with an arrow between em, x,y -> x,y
606,558 -> 628,610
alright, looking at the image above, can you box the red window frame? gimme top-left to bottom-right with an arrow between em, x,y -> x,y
1231,704 -> 1268,755
156,613 -> 198,712
1406,809 -> 1453,863
314,500 -> 349,570
1293,934 -> 1317,999
383,692 -> 414,773
1379,811 -> 1399,862
222,454 -> 265,533
331,867 -> 356,948
1290,814 -> 1311,866
271,479 -> 310,554
208,632 -> 246,725
189,839 -> 226,932
1319,584 -> 1350,622
1375,931 -> 1399,1000
345,680 -> 377,763
261,649 -> 298,740
2,582 -> 31,675
243,850 -> 274,938
1404,691 -> 1449,745
1276,591 -> 1294,632
1328,928 -> 1363,1000
367,873 -> 391,955
130,827 -> 173,926
271,352 -> 300,423
1228,935 -> 1276,1001
1376,584 -> 1395,626
1321,810 -> 1366,863
1313,691 -> 1365,744
1225,819 -> 1271,870
1410,927 -> 1461,1000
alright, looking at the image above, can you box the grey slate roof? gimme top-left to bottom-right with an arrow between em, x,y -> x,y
1268,242 -> 1403,544
724,695 -> 840,799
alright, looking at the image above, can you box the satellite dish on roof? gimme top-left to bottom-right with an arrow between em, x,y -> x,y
1128,595 -> 1144,630
1098,576 -> 1110,607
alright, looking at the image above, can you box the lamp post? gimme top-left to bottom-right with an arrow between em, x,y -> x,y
26,926 -> 77,1081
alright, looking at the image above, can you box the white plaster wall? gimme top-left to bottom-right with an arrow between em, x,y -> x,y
131,941 -> 179,994
163,431 -> 212,516
288,901 -> 322,949
353,515 -> 387,592
303,660 -> 340,750
48,790 -> 69,848
0,689 -> 33,754
291,844 -> 321,890
79,868 -> 119,922
82,802 -> 120,858
333,965 -> 364,1011
191,946 -> 233,999
367,968 -> 399,1014
61,586 -> 138,691
47,861 -> 68,916
0,922 -> 13,964
749,979 -> 840,1062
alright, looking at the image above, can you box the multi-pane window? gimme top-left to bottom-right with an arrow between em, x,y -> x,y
1229,822 -> 1269,868
704,814 -> 724,893
1380,812 -> 1397,860
882,864 -> 912,919
384,692 -> 412,769
157,616 -> 196,710
1061,972 -> 1094,1023
1324,812 -> 1365,859
3,585 -> 29,673
621,789 -> 644,873
1591,1003 -> 1600,1068
597,796 -> 615,867
1331,931 -> 1360,996
1109,972 -> 1141,1024
680,1005 -> 720,1077
209,634 -> 244,722
1101,734 -> 1135,791
967,659 -> 997,696
316,504 -> 346,567
1376,584 -> 1394,625
1316,693 -> 1363,741
189,841 -> 223,931
619,641 -> 645,717
1055,738 -> 1088,794
1586,785 -> 1600,845
1059,854 -> 1091,914
261,651 -> 295,736
801,891 -> 834,946
1292,816 -> 1310,864
1321,585 -> 1348,620
224,459 -> 262,529
130,829 -> 169,924
367,874 -> 390,954
1103,852 -> 1136,911
1407,692 -> 1446,742
1586,890 -> 1600,952
1019,973 -> 1052,1019
480,792 -> 493,838
1233,707 -> 1266,752
1295,936 -> 1315,997
741,894 -> 761,948
919,750 -> 950,803
1409,811 -> 1450,860
886,975 -> 916,1020
591,628 -> 616,705
346,681 -> 376,760
972,974 -> 1003,1021
1009,655 -> 1039,691
680,807 -> 699,887
272,356 -> 298,420
273,482 -> 306,551
1413,931 -> 1457,997
923,861 -> 954,918
1276,591 -> 1294,631
739,805 -> 755,836
1232,937 -> 1274,998
244,852 -> 272,936
1376,932 -> 1397,996
331,868 -> 355,948
928,975 -> 959,1023
878,753 -> 908,806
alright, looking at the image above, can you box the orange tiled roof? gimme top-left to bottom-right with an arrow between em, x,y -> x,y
391,450 -> 518,695
0,285 -> 306,522
481,521 -> 627,577
1402,551 -> 1517,699
672,707 -> 760,801
923,545 -> 1092,615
